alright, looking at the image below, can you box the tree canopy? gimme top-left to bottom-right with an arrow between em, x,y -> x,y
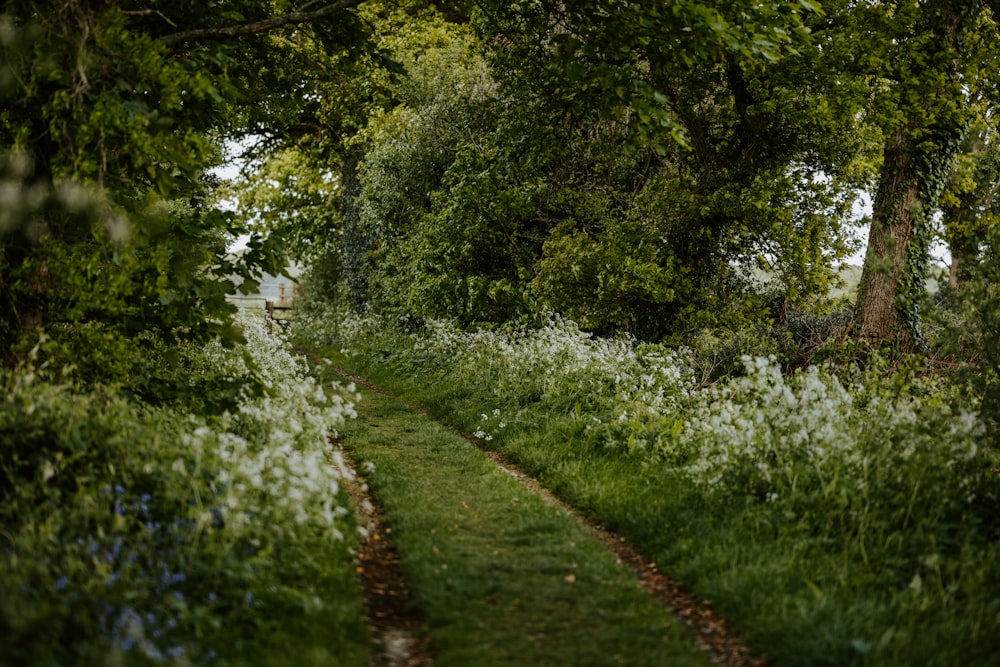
0,0 -> 379,382
6,0 -> 1000,367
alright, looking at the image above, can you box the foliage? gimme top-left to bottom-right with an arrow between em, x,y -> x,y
1,313 -> 365,665
473,0 -> 821,151
959,225 -> 1000,443
298,308 -> 1000,665
0,0 -> 375,376
350,18 -> 516,322
226,147 -> 342,265
531,216 -> 684,336
276,0 -> 1000,354
938,101 -> 1000,286
0,7 -> 392,662
321,0 -> 870,339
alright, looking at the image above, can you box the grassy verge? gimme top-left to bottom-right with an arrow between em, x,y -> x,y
298,313 -> 1000,667
212,519 -> 369,667
308,359 -> 712,667
1,315 -> 370,666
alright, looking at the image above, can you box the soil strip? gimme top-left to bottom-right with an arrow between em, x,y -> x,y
335,442 -> 434,667
301,350 -> 432,666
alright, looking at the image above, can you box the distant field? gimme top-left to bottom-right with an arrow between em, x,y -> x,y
830,264 -> 862,299
226,268 -> 301,312
832,262 -> 949,300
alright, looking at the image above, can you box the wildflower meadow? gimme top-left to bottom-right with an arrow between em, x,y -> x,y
299,308 -> 1000,666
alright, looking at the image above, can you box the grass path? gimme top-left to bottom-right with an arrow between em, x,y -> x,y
309,360 -> 718,667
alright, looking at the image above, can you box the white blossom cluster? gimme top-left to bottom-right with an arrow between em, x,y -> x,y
318,309 -> 990,507
677,355 -> 985,501
410,314 -> 692,415
681,355 -> 858,483
183,313 -> 360,538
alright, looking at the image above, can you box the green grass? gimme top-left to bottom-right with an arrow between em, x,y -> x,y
309,360 -> 712,667
211,520 -> 370,667
311,342 -> 1000,667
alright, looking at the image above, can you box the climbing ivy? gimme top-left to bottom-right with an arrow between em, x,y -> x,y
854,0 -> 994,351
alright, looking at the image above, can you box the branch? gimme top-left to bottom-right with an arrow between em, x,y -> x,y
122,9 -> 178,28
160,0 -> 364,49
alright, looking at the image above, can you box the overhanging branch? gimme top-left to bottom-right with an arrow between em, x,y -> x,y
122,9 -> 178,28
160,0 -> 364,48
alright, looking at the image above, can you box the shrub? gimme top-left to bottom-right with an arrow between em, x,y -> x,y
0,313 -> 362,665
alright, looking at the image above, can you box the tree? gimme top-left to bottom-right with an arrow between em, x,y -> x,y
226,148 -> 342,264
0,1 -> 372,377
350,17 -> 513,321
316,0 -> 895,339
461,0 -> 870,337
853,0 -> 995,351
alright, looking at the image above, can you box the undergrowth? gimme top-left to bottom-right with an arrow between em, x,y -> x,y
297,307 -> 1000,666
1,313 -> 368,666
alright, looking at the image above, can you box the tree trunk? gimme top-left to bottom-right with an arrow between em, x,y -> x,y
855,136 -> 924,351
853,0 -> 981,351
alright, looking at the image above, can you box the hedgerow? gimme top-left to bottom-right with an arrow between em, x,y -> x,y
1,314 -> 364,665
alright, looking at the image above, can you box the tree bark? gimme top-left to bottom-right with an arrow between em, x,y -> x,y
853,0 -> 981,351
855,135 -> 923,350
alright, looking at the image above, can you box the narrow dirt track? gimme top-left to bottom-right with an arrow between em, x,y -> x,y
335,442 -> 435,667
472,447 -> 765,667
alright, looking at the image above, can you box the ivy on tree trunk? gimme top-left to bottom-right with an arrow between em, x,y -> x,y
854,0 -> 984,352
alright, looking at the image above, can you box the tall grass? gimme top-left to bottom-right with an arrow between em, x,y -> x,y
298,308 -> 1000,666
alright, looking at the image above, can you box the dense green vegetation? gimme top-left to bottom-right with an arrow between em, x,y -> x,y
2,315 -> 368,664
4,0 -> 1000,664
286,0 -> 1000,348
1,2 -> 377,663
297,311 -> 1000,666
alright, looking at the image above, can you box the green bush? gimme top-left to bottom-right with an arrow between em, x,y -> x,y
1,314 -> 366,665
